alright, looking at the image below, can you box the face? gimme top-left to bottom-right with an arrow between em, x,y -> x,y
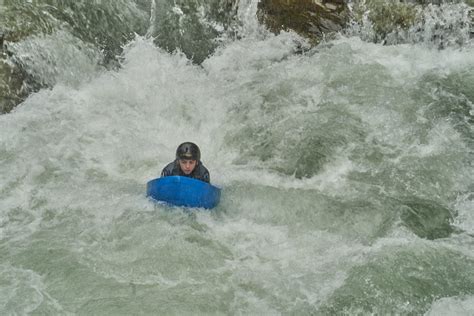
179,159 -> 197,175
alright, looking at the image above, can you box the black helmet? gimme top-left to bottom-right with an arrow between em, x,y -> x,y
176,142 -> 201,161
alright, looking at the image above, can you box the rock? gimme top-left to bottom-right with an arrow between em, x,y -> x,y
0,0 -> 150,113
44,1 -> 149,65
0,57 -> 27,114
351,0 -> 473,44
257,0 -> 350,44
150,0 -> 239,64
351,0 -> 419,42
470,5 -> 474,38
0,3 -> 61,113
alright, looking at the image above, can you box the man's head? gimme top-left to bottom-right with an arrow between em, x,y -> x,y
178,159 -> 197,175
176,142 -> 201,175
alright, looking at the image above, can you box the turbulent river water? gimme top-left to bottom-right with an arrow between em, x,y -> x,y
1,0 -> 474,314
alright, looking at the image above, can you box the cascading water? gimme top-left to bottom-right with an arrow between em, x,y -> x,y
1,0 -> 473,314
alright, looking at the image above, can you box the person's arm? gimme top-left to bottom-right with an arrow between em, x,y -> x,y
202,170 -> 210,183
160,169 -> 169,177
161,162 -> 175,177
197,164 -> 210,183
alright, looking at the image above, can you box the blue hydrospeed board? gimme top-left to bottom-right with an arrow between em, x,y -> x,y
146,176 -> 221,209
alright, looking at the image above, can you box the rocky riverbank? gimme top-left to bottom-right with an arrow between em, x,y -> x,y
1,0 -> 472,113
0,0 -> 149,113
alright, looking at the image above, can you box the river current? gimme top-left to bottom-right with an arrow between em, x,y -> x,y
1,1 -> 473,314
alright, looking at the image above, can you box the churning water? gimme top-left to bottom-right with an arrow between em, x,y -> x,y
1,0 -> 473,314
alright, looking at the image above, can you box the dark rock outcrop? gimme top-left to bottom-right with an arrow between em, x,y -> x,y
258,0 -> 472,46
0,55 -> 27,114
257,0 -> 350,44
0,0 -> 149,114
150,0 -> 239,64
351,0 -> 418,42
350,0 -> 472,46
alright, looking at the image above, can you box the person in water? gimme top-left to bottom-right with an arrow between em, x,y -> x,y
161,142 -> 210,183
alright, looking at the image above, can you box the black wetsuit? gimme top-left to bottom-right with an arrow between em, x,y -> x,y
161,160 -> 210,183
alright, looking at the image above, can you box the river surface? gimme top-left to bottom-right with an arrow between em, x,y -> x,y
1,1 -> 473,314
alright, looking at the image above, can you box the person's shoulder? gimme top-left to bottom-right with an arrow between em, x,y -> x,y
161,160 -> 177,176
198,162 -> 209,173
196,162 -> 210,183
164,161 -> 176,169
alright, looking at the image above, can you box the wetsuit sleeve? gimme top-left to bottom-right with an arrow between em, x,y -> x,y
197,164 -> 210,183
161,162 -> 175,177
202,170 -> 210,183
160,168 -> 169,177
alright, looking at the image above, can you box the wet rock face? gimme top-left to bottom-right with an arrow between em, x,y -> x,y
350,0 -> 419,41
0,0 -> 150,114
470,3 -> 474,38
0,4 -> 59,114
151,0 -> 239,65
0,57 -> 26,114
0,22 -> 28,113
257,0 -> 350,43
350,0 -> 472,45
